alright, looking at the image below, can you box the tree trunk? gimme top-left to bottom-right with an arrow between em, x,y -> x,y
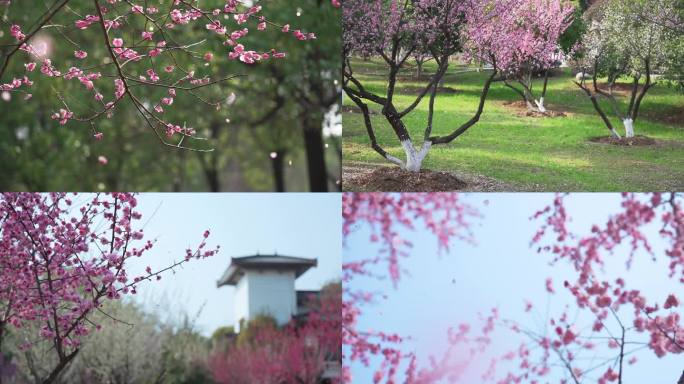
197,121 -> 222,192
522,84 -> 542,113
535,70 -> 550,113
401,139 -> 431,172
43,349 -> 79,384
302,121 -> 328,192
208,171 -> 220,192
202,165 -> 220,192
505,80 -> 541,112
270,149 -> 287,192
574,81 -> 621,139
172,149 -> 187,192
623,118 -> 635,138
516,72 -> 549,113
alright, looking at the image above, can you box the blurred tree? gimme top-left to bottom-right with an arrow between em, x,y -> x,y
235,314 -> 279,347
573,0 -> 682,138
210,326 -> 236,348
4,299 -> 217,384
62,301 -> 166,383
243,0 -> 341,191
560,2 -> 587,54
160,317 -> 213,384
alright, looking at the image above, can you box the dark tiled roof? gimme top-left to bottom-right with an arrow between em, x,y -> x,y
217,255 -> 317,287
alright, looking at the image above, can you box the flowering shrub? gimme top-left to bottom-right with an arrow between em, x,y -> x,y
208,283 -> 342,383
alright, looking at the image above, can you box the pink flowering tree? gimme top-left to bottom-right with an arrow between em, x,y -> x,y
572,0 -> 682,138
344,192 -> 684,383
343,0 -> 572,172
465,0 -> 574,113
0,193 -> 218,383
342,193 -> 501,383
207,282 -> 342,383
0,0 -> 320,153
491,193 -> 684,383
343,0 -> 505,172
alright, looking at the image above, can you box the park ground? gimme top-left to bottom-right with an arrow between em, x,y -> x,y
342,58 -> 684,191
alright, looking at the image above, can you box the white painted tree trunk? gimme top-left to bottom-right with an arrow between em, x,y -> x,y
534,97 -> 547,113
623,118 -> 634,138
400,139 -> 431,172
384,153 -> 405,168
609,128 -> 621,139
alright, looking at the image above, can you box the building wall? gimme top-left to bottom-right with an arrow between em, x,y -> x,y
233,273 -> 250,332
235,269 -> 297,331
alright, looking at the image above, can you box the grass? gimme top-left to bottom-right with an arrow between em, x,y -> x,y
343,58 -> 684,191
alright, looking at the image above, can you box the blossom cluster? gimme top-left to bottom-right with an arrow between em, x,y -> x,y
463,0 -> 573,75
342,193 -> 483,383
503,193 -> 684,382
0,0 -> 323,152
0,193 -> 217,355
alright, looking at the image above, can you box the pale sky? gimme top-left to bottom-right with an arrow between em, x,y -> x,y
99,193 -> 343,337
344,193 -> 682,384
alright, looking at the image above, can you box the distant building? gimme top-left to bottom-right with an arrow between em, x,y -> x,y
216,254 -> 318,332
217,254 -> 341,382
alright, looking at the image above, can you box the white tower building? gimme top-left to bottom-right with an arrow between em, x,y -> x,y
217,254 -> 317,332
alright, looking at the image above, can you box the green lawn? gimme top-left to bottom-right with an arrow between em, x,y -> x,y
343,58 -> 684,191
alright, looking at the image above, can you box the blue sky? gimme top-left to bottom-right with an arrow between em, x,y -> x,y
97,193 -> 343,336
345,193 -> 682,383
